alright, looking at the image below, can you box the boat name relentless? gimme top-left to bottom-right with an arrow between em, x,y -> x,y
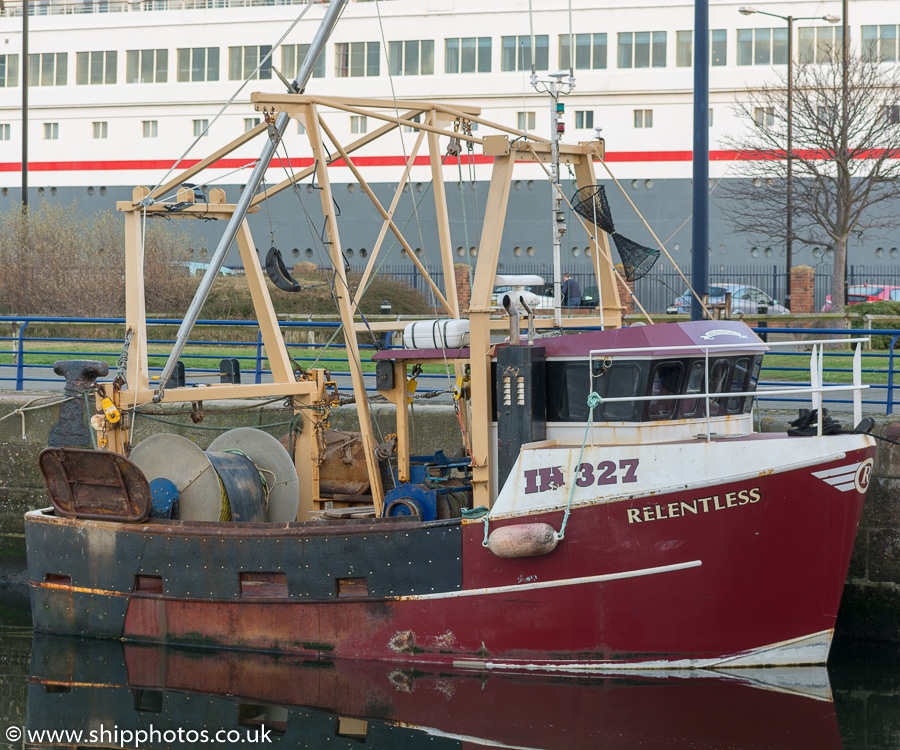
626,487 -> 761,524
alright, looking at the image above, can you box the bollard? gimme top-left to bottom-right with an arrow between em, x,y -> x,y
48,360 -> 109,448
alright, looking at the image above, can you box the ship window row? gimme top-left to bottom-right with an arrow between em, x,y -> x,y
9,27 -> 900,90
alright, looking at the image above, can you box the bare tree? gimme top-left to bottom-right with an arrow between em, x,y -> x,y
719,52 -> 900,315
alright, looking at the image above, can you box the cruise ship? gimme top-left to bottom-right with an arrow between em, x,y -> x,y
0,0 -> 895,270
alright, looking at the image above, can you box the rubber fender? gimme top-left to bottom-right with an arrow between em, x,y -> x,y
265,246 -> 303,292
488,523 -> 559,558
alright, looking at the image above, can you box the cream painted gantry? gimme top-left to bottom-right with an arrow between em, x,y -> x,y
110,94 -> 623,518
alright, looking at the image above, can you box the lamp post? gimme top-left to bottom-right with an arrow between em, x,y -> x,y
22,0 -> 28,214
738,6 -> 839,312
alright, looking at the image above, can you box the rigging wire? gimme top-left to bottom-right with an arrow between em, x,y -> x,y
372,0 -> 434,311
143,0 -> 318,203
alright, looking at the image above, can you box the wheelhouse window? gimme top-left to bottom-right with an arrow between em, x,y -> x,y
707,359 -> 731,415
727,357 -> 751,413
595,364 -> 643,422
647,361 -> 684,420
679,361 -> 706,418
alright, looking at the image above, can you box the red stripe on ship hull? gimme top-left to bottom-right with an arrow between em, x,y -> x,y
121,447 -> 871,666
2,148 -> 867,173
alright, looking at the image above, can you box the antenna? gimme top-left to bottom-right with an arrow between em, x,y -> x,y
528,0 -> 537,87
529,69 -> 575,326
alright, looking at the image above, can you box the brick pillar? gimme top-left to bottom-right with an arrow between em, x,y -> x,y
454,263 -> 472,314
790,264 -> 815,314
616,274 -> 635,316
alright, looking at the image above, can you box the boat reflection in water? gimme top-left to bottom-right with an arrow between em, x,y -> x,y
26,634 -> 844,749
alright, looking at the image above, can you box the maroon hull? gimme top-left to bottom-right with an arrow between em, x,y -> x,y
110,445 -> 871,668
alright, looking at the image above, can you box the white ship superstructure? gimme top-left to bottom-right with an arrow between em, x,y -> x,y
0,0 -> 895,267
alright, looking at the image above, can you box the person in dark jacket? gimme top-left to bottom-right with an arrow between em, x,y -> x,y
562,273 -> 581,307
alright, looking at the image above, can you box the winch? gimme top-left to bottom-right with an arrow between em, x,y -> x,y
382,451 -> 472,521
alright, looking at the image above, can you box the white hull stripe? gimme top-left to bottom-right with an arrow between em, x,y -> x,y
812,461 -> 863,492
398,560 -> 702,601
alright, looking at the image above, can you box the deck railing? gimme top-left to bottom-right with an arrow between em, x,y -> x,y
589,336 -> 869,440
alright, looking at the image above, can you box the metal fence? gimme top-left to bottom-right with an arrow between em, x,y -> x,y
373,263 -> 900,316
3,317 -> 900,415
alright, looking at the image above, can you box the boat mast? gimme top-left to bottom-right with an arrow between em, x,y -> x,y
155,0 -> 348,395
547,72 -> 571,327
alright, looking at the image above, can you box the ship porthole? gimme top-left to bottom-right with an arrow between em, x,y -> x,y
526,246 -> 535,257
456,246 -> 465,257
750,247 -> 760,258
892,248 -> 900,259
292,248 -> 300,258
305,248 -> 314,258
359,248 -> 368,258
87,187 -> 94,196
513,246 -> 522,257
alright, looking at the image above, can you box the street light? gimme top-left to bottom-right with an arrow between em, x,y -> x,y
738,6 -> 839,312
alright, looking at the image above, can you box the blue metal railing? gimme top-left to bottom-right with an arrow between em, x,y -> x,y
749,326 -> 900,415
2,317 -> 899,414
0,316 -> 451,395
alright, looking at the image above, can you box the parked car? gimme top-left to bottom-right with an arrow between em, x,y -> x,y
667,284 -> 787,315
821,285 -> 900,311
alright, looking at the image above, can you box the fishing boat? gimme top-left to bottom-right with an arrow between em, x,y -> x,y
24,0 -> 876,670
26,633 -> 843,749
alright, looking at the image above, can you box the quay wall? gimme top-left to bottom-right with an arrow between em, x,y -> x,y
1,394 -> 898,641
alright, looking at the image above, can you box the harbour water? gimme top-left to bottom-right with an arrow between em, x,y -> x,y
0,589 -> 897,750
